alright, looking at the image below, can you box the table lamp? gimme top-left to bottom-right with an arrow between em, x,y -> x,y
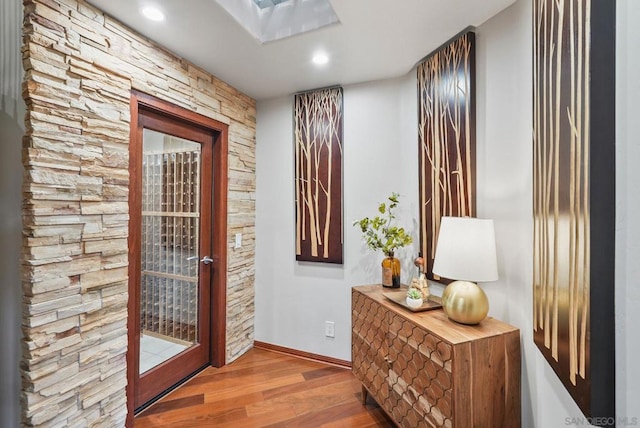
432,216 -> 498,325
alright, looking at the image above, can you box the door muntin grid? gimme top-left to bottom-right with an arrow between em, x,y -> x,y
140,128 -> 202,374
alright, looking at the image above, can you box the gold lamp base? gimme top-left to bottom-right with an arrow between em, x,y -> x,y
441,280 -> 489,325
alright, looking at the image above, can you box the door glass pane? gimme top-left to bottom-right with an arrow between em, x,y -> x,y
139,128 -> 201,375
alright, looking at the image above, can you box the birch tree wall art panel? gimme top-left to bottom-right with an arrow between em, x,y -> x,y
418,31 -> 476,282
533,0 -> 615,421
294,87 -> 343,264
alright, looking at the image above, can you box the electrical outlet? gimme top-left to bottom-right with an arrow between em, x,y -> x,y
325,321 -> 335,338
234,233 -> 242,249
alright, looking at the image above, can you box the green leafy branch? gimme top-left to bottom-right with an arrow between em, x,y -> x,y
353,192 -> 413,255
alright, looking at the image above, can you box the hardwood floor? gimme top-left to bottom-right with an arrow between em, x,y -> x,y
134,347 -> 394,427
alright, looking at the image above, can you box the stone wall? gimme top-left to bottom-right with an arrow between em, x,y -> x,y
21,0 -> 256,425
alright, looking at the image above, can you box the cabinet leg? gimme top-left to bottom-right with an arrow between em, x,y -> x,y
361,385 -> 368,405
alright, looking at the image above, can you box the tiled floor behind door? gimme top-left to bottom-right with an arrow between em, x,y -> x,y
139,334 -> 188,374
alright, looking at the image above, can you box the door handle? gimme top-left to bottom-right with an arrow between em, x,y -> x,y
187,256 -> 213,265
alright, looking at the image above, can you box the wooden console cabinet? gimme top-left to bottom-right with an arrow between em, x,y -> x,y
352,285 -> 520,428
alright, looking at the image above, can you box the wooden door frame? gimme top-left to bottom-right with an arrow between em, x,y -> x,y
127,91 -> 228,426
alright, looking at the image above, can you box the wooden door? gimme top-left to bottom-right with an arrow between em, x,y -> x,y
127,92 -> 228,417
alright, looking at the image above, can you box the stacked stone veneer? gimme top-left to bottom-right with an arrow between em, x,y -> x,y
21,0 -> 256,425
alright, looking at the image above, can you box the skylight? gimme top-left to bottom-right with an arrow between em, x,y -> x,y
252,0 -> 288,9
215,0 -> 339,44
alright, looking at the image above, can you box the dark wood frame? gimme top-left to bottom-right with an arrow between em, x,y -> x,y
532,0 -> 615,421
588,1 -> 616,419
127,91 -> 228,426
417,31 -> 476,283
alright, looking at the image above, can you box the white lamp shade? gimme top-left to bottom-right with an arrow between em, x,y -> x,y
432,217 -> 498,282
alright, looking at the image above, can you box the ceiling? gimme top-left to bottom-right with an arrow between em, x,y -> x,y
87,0 -> 517,101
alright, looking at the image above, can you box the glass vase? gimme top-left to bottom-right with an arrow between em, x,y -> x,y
381,251 -> 401,288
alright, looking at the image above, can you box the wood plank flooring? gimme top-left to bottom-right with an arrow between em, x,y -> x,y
134,348 -> 394,427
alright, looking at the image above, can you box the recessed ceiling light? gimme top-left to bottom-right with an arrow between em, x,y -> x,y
141,6 -> 165,22
312,52 -> 329,66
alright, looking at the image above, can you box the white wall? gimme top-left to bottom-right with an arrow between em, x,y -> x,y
1,0 -> 24,426
255,77 -> 420,361
474,1 -> 536,424
615,0 -> 640,420
256,0 -> 639,426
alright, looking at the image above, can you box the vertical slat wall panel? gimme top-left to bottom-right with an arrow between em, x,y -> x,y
140,147 -> 200,343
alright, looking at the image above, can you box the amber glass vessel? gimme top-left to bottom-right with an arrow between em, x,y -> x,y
381,251 -> 401,288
